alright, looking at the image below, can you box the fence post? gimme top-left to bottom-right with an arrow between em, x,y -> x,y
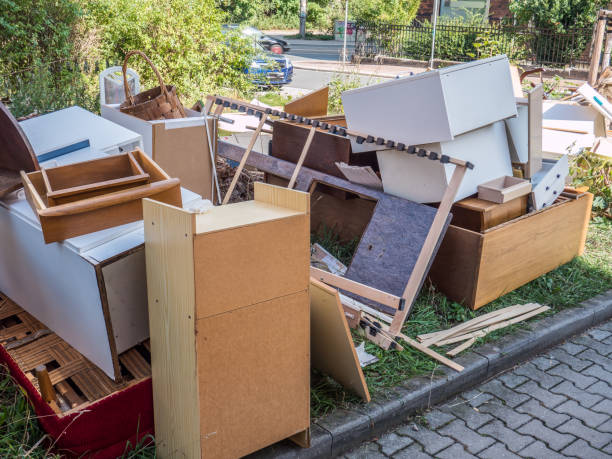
588,10 -> 607,85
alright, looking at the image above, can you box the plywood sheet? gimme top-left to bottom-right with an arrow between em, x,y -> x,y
310,279 -> 370,401
196,290 -> 310,458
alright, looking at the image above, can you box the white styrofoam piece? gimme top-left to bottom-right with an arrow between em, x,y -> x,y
20,106 -> 142,158
0,207 -> 116,377
530,156 -> 569,210
377,121 -> 513,203
342,55 -> 517,146
505,103 -> 529,163
101,250 -> 149,353
577,83 -> 612,122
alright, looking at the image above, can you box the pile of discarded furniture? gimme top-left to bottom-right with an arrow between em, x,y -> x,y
0,52 -> 596,457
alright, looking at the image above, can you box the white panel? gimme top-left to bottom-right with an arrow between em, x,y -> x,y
531,156 -> 569,210
440,56 -> 517,136
102,250 -> 149,353
0,206 -> 116,378
101,104 -> 154,156
342,55 -> 516,146
377,121 -> 513,203
505,104 -> 529,163
20,106 -> 141,159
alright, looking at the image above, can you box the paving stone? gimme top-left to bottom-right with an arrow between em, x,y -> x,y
479,380 -> 529,408
584,363 -> 612,383
530,355 -> 560,371
515,399 -> 570,429
458,390 -> 494,407
439,420 -> 495,455
513,362 -> 564,389
437,442 -> 478,459
573,335 -> 612,356
345,441 -> 386,459
550,380 -> 604,408
377,432 -> 413,456
518,440 -> 568,459
393,443 -> 432,459
554,400 -> 609,428
478,399 -> 531,429
586,380 -> 612,398
423,410 -> 455,429
557,419 -> 611,449
548,363 -> 598,389
396,423 -> 453,455
442,403 -> 493,429
548,348 -> 592,371
479,420 -> 534,452
604,335 -> 612,346
517,419 -> 575,451
604,442 -> 612,455
578,348 -> 612,371
590,398 -> 612,416
559,341 -> 588,355
562,439 -> 611,459
477,442 -> 521,459
497,372 -> 528,389
588,328 -> 612,342
597,418 -> 612,433
514,380 -> 567,409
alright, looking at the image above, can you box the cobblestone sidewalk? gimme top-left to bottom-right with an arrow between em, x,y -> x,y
344,320 -> 612,459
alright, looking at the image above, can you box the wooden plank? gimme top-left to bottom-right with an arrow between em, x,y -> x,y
310,266 -> 400,310
254,181 -> 310,213
119,348 -> 151,380
284,86 -> 329,117
222,114 -> 268,204
310,279 -> 370,402
288,126 -> 316,189
388,164 -> 467,335
447,338 -> 476,357
143,198 -> 201,459
589,13 -> 607,85
338,293 -> 394,324
397,332 -> 464,372
525,84 -> 543,179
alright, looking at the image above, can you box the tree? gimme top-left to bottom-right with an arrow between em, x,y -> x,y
350,0 -> 420,24
509,0 -> 607,30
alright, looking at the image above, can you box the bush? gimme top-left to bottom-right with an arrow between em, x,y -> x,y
570,150 -> 612,219
509,0 -> 606,30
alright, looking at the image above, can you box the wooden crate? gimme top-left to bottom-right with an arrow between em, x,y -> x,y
429,193 -> 592,310
143,182 -> 311,458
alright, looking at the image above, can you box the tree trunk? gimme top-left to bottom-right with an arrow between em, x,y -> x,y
300,0 -> 307,38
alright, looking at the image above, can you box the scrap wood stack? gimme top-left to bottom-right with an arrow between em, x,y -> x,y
216,157 -> 263,203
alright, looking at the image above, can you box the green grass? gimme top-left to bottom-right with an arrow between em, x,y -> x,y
1,220 -> 610,456
255,91 -> 293,107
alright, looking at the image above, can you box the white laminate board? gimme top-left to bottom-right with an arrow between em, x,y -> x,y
0,206 -> 116,378
342,55 -> 516,146
102,249 -> 149,353
531,156 -> 569,210
377,121 -> 513,203
20,106 -> 142,158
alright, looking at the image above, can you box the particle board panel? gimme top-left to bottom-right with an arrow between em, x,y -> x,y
429,194 -> 592,309
143,199 -> 201,459
310,279 -> 370,401
196,290 -> 310,458
284,86 -> 329,117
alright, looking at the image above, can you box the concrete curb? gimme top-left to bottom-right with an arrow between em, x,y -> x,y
249,290 -> 612,458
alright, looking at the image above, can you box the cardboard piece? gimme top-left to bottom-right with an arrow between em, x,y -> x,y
310,278 -> 370,401
336,162 -> 383,190
143,183 -> 310,458
101,104 -> 216,200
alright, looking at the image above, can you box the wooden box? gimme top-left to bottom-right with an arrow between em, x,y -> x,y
477,176 -> 531,204
449,195 -> 527,232
342,55 -> 516,146
101,104 -> 216,200
21,148 -> 182,243
143,183 -> 310,458
429,193 -> 592,310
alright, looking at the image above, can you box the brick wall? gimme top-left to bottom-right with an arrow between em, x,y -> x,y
416,0 -> 511,20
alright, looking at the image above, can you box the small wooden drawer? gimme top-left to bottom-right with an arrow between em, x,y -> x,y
477,175 -> 532,204
42,152 -> 150,206
450,195 -> 528,232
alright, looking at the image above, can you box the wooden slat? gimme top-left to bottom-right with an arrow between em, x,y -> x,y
120,349 -> 151,380
48,360 -> 90,386
0,300 -> 21,320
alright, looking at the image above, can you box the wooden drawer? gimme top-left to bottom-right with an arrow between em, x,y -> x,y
450,195 -> 528,232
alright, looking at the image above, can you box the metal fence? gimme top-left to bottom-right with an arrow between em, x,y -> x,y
354,21 -> 594,68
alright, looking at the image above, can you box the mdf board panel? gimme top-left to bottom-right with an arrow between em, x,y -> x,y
310,279 -> 370,402
284,86 -> 328,117
429,194 -> 592,309
193,214 -> 309,318
377,121 -> 513,203
342,55 -> 516,146
196,290 -> 310,458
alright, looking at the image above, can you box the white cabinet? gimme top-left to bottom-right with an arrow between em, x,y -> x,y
342,55 -> 517,146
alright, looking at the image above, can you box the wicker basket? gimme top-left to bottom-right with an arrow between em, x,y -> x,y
119,50 -> 186,121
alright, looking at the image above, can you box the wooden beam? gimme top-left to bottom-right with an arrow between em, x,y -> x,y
589,12 -> 607,86
288,126 -> 316,189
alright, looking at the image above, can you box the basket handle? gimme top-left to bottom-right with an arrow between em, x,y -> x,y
122,50 -> 169,106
